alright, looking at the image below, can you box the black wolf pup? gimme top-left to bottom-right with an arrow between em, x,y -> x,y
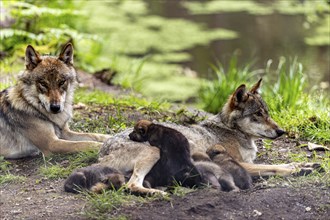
64,165 -> 125,193
129,120 -> 202,188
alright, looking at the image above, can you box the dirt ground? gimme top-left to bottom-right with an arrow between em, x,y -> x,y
0,138 -> 329,220
1,72 -> 329,220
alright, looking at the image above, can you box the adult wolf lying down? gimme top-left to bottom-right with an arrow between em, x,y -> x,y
98,79 -> 321,195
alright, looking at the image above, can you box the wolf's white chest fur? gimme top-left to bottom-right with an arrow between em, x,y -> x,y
239,139 -> 258,163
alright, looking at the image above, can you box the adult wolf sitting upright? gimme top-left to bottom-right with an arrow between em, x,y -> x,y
98,79 -> 320,195
0,43 -> 110,159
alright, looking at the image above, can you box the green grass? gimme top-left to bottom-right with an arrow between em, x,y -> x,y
265,57 -> 306,111
0,156 -> 26,185
0,173 -> 26,185
83,187 -> 167,220
198,55 -> 257,113
74,88 -> 170,110
267,93 -> 330,144
39,150 -> 98,179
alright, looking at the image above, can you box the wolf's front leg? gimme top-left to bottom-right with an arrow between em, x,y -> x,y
126,147 -> 167,195
239,162 -> 323,177
62,124 -> 111,142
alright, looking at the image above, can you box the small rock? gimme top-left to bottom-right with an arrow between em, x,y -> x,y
308,142 -> 329,151
73,103 -> 86,110
252,209 -> 262,217
10,209 -> 22,215
60,160 -> 70,167
305,207 -> 311,212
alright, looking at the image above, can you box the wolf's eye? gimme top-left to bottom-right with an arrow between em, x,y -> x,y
138,127 -> 146,135
59,80 -> 66,86
255,111 -> 263,117
39,82 -> 48,89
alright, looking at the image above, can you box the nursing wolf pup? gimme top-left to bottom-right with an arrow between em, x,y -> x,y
0,43 -> 110,159
206,144 -> 252,190
64,165 -> 125,194
99,79 -> 320,195
129,120 -> 203,189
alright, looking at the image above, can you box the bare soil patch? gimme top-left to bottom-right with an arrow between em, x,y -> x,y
1,146 -> 329,220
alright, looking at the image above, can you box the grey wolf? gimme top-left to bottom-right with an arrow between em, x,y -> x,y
64,165 -> 125,193
0,43 -> 110,159
129,120 -> 203,189
99,79 -> 320,195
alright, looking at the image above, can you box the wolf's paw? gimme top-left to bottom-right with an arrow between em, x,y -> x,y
97,134 -> 112,142
292,162 -> 324,176
126,183 -> 167,196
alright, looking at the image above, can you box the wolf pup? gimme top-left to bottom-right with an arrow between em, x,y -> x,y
129,120 -> 203,188
99,79 -> 320,195
0,43 -> 110,159
64,165 -> 125,193
206,144 -> 252,190
191,149 -> 251,191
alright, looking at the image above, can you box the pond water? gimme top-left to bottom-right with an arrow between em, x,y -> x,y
146,0 -> 329,88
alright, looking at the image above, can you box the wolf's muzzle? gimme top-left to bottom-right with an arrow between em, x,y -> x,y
50,103 -> 61,113
276,129 -> 286,137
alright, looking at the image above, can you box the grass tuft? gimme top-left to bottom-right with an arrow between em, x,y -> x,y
39,150 -> 98,179
0,173 -> 26,185
82,187 -> 165,220
198,55 -> 258,113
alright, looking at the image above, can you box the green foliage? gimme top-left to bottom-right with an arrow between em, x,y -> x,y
167,180 -> 197,197
183,0 -> 273,15
265,57 -> 306,111
305,15 -> 330,46
40,150 -> 98,179
263,58 -> 329,144
0,156 -> 26,185
198,56 -> 257,113
0,0 -> 100,74
0,156 -> 12,172
183,0 -> 330,16
0,173 -> 26,185
268,96 -> 330,144
83,187 -> 164,220
74,88 -> 169,110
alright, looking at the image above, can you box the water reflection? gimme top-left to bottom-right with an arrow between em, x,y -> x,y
146,0 -> 329,88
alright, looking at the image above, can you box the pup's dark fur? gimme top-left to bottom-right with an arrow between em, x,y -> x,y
206,144 -> 252,190
64,165 -> 125,193
193,161 -> 239,191
129,120 -> 202,188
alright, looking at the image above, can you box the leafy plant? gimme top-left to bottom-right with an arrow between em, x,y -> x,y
0,0 -> 101,74
198,55 -> 258,113
265,57 -> 306,111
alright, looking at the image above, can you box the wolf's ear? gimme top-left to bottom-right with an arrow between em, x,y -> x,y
232,84 -> 248,104
25,45 -> 41,70
250,78 -> 262,94
59,43 -> 74,65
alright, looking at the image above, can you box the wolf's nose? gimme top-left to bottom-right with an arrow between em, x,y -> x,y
276,129 -> 286,137
50,103 -> 61,113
